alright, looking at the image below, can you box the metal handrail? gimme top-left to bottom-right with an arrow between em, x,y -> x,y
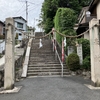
52,39 -> 63,77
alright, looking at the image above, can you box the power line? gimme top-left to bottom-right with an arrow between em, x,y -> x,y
16,9 -> 26,16
15,3 -> 25,15
28,1 -> 35,5
17,0 -> 28,27
28,6 -> 36,12
17,0 -> 26,2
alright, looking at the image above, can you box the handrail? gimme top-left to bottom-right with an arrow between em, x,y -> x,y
55,49 -> 63,77
52,39 -> 63,77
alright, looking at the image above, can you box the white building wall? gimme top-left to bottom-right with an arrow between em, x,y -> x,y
84,32 -> 90,40
14,18 -> 26,31
14,18 -> 27,40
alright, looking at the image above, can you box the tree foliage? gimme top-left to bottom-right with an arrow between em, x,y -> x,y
54,8 -> 77,45
41,0 -> 57,33
41,0 -> 91,33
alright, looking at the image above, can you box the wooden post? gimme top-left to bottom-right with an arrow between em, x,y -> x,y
4,18 -> 15,90
89,18 -> 100,87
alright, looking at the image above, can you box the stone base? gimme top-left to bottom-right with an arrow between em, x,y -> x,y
0,86 -> 22,94
91,81 -> 100,87
85,84 -> 100,90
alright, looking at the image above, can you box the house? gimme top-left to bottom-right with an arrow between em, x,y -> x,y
76,0 -> 100,40
13,16 -> 27,41
0,21 -> 5,36
89,0 -> 100,19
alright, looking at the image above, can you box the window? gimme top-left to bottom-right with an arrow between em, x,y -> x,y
19,33 -> 22,36
17,22 -> 23,28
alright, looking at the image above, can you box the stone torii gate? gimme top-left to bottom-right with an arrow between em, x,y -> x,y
3,16 -> 100,90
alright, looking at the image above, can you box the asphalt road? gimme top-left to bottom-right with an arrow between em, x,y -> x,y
0,76 -> 100,100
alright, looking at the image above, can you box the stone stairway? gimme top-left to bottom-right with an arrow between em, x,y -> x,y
27,32 -> 69,77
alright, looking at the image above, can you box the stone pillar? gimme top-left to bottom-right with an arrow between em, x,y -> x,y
89,18 -> 100,87
68,46 -> 74,55
77,44 -> 83,65
97,1 -> 100,19
4,18 -> 15,90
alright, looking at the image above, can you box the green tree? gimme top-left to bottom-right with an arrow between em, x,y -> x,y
78,0 -> 91,7
41,0 -> 91,33
54,8 -> 77,45
41,0 -> 57,33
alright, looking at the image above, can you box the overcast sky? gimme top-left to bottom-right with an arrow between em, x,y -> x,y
0,0 -> 44,31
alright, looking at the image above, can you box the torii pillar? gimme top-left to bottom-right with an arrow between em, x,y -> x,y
89,18 -> 100,87
4,18 -> 15,90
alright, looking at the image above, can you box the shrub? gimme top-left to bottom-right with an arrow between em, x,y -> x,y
66,53 -> 80,71
82,56 -> 91,70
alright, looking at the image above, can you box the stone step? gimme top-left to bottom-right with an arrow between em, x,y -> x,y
29,62 -> 61,65
27,34 -> 69,77
30,53 -> 54,55
28,66 -> 67,70
30,49 -> 53,51
30,54 -> 55,56
28,68 -> 68,72
29,63 -> 66,66
29,58 -> 56,60
29,58 -> 56,61
31,49 -> 52,50
28,64 -> 66,67
29,61 -> 59,64
29,57 -> 57,60
30,57 -> 55,59
28,66 -> 67,69
27,72 -> 70,76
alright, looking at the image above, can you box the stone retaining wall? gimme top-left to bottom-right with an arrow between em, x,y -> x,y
0,39 -> 28,88
0,54 -> 25,88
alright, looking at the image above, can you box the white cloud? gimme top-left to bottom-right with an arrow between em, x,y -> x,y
0,0 -> 44,31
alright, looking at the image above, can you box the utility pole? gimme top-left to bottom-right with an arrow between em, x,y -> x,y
26,1 -> 28,30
